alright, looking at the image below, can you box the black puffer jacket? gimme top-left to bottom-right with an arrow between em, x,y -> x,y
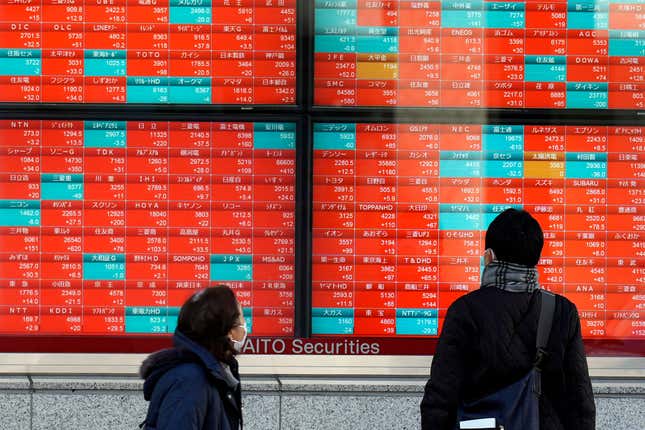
140,331 -> 242,430
421,288 -> 595,430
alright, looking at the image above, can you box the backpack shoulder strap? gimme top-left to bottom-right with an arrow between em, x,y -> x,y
534,289 -> 555,369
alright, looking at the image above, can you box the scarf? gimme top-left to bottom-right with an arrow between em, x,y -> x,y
481,260 -> 539,293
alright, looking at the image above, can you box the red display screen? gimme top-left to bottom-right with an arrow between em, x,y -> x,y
0,0 -> 297,104
312,122 -> 644,339
314,1 -> 645,109
0,119 -> 296,336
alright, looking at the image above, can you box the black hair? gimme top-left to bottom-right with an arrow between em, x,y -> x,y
176,285 -> 241,364
484,208 -> 544,267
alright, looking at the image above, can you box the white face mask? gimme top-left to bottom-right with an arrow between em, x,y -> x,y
231,323 -> 247,352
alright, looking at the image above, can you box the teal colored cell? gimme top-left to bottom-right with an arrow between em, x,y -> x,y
84,50 -> 126,59
485,2 -> 524,10
211,263 -> 252,281
126,313 -> 169,334
255,122 -> 296,133
311,308 -> 354,334
439,210 -> 483,230
210,254 -> 253,263
396,309 -> 438,318
127,85 -> 169,103
84,121 -> 126,147
84,253 -> 126,262
167,315 -> 179,333
84,53 -> 126,76
440,158 -> 482,177
483,160 -> 523,178
525,56 -> 566,82
170,5 -> 212,24
482,126 -> 524,152
609,35 -> 645,56
0,49 -> 41,75
41,174 -> 83,200
40,173 -> 83,183
312,307 -> 353,317
566,88 -> 608,109
567,1 -> 608,11
84,262 -> 126,280
0,200 -> 40,209
168,78 -> 211,103
0,207 -> 40,226
85,120 -> 126,131
167,77 -> 209,86
441,11 -> 483,28
441,151 -> 481,160
126,306 -> 165,316
567,12 -> 608,29
525,65 -> 566,82
356,36 -> 398,53
312,317 -> 354,334
315,35 -> 357,53
40,183 -> 83,201
84,254 -> 125,280
254,123 -> 296,149
525,55 -> 566,65
315,0 -> 357,7
315,9 -> 357,30
440,204 -> 481,213
168,85 -> 210,103
169,0 -> 211,3
253,131 -> 296,150
314,128 -> 356,150
312,308 -> 354,334
0,49 -> 40,58
485,11 -> 525,29
482,124 -> 523,133
443,0 -> 484,9
565,161 -> 607,179
396,317 -> 438,335
127,77 -> 168,86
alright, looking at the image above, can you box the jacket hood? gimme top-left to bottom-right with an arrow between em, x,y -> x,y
140,330 -> 237,401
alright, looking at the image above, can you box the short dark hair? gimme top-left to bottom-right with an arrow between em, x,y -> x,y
484,208 -> 544,267
176,285 -> 241,364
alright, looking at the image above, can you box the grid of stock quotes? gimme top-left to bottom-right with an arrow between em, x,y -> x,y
312,123 -> 644,337
0,0 -> 297,104
0,120 -> 296,335
314,0 -> 644,108
0,0 -> 643,349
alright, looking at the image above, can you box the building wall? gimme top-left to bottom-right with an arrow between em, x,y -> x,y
1,376 -> 643,429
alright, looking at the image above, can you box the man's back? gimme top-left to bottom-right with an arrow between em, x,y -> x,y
420,287 -> 595,430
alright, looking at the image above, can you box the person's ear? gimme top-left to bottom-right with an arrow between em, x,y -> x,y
484,248 -> 496,266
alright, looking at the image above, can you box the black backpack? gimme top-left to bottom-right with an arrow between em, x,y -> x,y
456,290 -> 556,430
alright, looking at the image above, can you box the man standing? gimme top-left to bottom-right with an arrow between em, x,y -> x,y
421,208 -> 595,429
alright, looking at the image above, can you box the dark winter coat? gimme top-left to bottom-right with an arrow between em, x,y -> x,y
140,331 -> 242,430
420,288 -> 595,430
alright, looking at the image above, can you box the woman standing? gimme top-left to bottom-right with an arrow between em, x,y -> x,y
140,285 -> 246,430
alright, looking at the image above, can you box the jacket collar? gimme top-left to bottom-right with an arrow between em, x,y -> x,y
481,260 -> 539,293
173,330 -> 239,390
